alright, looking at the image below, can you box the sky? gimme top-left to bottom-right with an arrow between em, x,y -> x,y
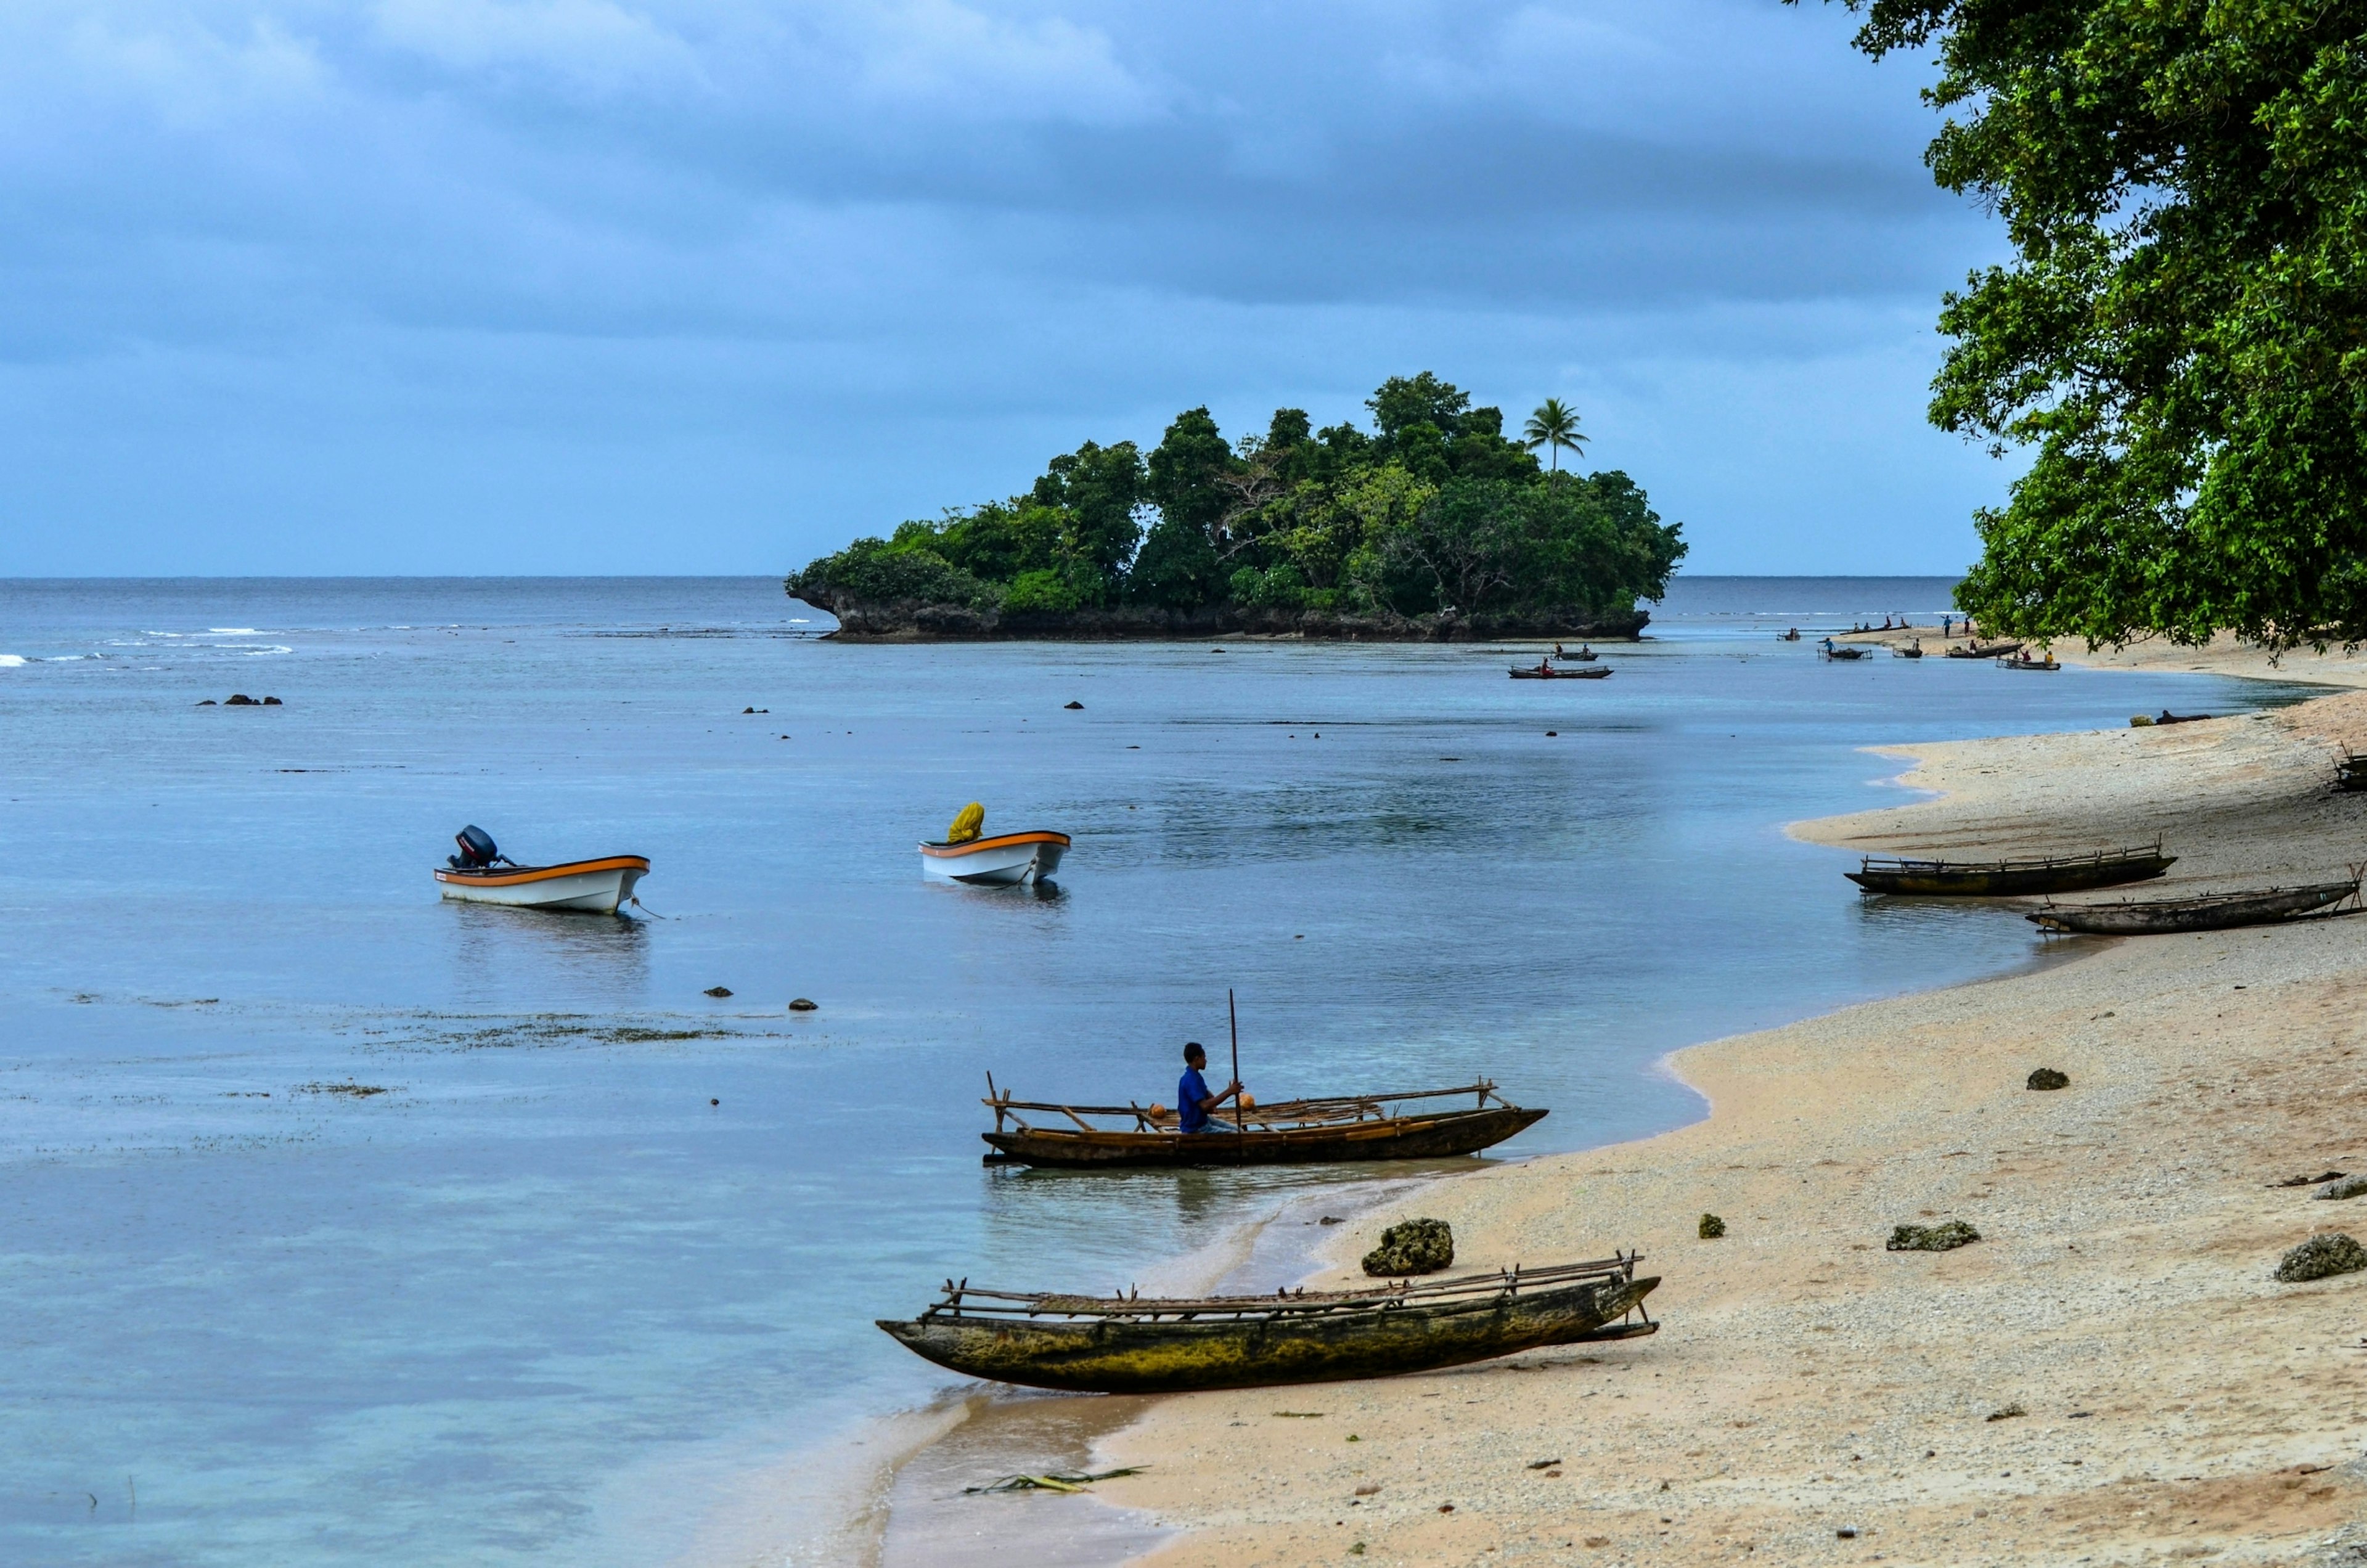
0,0 -> 2011,578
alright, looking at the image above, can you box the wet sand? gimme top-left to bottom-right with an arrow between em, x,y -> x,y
1085,690 -> 2367,1565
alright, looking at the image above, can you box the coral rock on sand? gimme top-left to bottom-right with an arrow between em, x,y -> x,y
2316,1175 -> 2367,1201
2274,1233 -> 2367,1282
2027,1068 -> 2070,1090
1698,1212 -> 1726,1239
1887,1220 -> 1981,1252
1362,1218 -> 1453,1277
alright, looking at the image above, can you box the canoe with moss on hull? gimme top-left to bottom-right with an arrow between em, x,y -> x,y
2027,878 -> 2359,935
978,1080 -> 1545,1167
1846,843 -> 2173,897
876,1256 -> 1658,1394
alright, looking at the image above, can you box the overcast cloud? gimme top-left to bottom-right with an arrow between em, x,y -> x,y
0,0 -> 2005,576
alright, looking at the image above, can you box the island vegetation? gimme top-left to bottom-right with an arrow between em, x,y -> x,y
1833,1 -> 2367,651
787,373 -> 1685,639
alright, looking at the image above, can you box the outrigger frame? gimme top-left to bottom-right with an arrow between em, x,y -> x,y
917,1251 -> 1654,1328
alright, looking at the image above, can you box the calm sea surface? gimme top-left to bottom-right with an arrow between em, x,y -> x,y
0,576 -> 2311,1565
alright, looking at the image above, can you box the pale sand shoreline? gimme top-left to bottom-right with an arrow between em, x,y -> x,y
1839,623 -> 2367,690
1084,690 -> 2367,1565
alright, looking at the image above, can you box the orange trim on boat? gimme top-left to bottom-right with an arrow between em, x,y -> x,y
433,855 -> 650,887
918,831 -> 1072,859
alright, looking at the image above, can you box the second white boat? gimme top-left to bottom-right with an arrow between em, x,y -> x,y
919,830 -> 1070,886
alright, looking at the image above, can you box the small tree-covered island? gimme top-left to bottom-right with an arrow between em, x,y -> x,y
787,373 -> 1685,640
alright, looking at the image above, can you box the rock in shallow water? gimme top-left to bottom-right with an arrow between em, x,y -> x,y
2275,1233 -> 2367,1282
1362,1218 -> 1453,1277
1887,1220 -> 1981,1252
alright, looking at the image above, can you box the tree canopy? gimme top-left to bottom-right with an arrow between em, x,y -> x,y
790,376 -> 1685,626
1833,1 -> 2367,649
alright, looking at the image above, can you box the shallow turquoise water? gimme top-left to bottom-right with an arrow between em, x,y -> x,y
0,577 -> 2310,1564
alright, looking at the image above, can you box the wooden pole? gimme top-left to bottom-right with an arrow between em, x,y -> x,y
1228,988 -> 1243,1133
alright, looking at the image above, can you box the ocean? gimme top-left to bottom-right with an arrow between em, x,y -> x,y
0,576 -> 2308,1566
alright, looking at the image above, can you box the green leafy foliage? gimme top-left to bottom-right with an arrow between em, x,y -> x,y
785,536 -> 1000,613
788,375 -> 1685,623
1828,0 -> 2367,650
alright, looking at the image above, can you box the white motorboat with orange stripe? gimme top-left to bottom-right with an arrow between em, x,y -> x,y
435,855 -> 650,912
433,825 -> 648,913
919,830 -> 1069,886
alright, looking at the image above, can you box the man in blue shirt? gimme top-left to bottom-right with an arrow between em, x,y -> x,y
1177,1042 -> 1243,1133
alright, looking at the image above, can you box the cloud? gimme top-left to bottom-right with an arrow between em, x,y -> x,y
0,0 -> 2005,573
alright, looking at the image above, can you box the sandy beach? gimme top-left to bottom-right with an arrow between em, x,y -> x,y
1073,682 -> 2367,1565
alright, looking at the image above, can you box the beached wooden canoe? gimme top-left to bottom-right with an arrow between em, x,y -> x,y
980,1081 -> 1545,1167
433,855 -> 650,913
1945,640 -> 2022,659
877,1255 -> 1658,1393
1847,843 -> 2175,897
1508,664 -> 1611,679
2028,880 -> 2358,936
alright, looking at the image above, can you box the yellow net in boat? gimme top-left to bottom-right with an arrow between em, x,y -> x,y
946,802 -> 985,844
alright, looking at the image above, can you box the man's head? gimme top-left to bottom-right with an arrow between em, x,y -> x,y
1184,1042 -> 1206,1067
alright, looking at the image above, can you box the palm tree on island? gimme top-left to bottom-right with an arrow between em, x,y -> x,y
1522,398 -> 1587,479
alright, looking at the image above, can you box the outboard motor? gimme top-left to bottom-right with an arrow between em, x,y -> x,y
451,825 -> 501,870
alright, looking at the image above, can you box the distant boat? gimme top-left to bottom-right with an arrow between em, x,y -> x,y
1847,842 -> 2174,897
2028,880 -> 2359,936
1947,640 -> 2023,659
435,857 -> 650,913
1893,641 -> 1924,659
1550,644 -> 1599,662
979,1080 -> 1545,1168
1998,653 -> 2061,671
432,825 -> 647,913
1820,643 -> 1868,661
1509,663 -> 1611,679
921,830 -> 1069,885
875,1254 -> 1658,1394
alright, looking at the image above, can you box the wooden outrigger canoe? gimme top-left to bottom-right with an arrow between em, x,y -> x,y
877,1254 -> 1658,1394
2028,879 -> 2359,936
979,1080 -> 1546,1168
1944,640 -> 2022,659
1508,664 -> 1611,680
1847,841 -> 2175,897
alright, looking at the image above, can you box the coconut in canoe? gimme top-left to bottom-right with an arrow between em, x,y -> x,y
877,1254 -> 1658,1394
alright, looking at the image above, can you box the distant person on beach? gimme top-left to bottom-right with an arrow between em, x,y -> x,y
1943,615 -> 1953,638
1178,1042 -> 1242,1133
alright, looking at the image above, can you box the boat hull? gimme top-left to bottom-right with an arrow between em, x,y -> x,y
877,1275 -> 1656,1394
2029,881 -> 2357,936
433,856 -> 648,913
983,1106 -> 1547,1168
1509,667 -> 1612,680
920,831 -> 1070,885
1848,854 -> 2173,897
